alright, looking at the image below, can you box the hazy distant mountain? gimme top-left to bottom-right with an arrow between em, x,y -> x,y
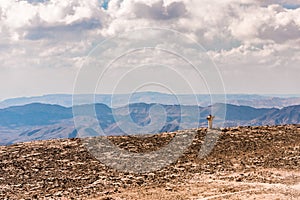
251,105 -> 300,125
1,92 -> 300,109
0,103 -> 72,127
0,102 -> 300,145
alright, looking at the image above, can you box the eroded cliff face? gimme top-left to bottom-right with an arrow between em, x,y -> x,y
1,124 -> 300,199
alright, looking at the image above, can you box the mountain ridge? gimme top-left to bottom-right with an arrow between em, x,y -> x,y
0,102 -> 299,145
2,92 -> 300,109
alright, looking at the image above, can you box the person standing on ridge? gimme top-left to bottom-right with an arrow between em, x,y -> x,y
206,114 -> 215,129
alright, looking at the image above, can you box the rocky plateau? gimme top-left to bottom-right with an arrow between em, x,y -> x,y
1,124 -> 300,199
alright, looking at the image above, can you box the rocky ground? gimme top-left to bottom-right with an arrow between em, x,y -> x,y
1,124 -> 300,199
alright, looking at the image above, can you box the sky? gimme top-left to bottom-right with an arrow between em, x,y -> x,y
0,0 -> 300,100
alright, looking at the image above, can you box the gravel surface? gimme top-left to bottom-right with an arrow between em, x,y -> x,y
0,124 -> 300,199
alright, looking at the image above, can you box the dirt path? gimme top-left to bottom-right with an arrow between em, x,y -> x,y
98,169 -> 300,200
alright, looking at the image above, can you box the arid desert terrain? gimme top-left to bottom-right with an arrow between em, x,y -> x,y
1,125 -> 300,199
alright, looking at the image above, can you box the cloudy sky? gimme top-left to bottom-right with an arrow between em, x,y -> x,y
0,0 -> 300,100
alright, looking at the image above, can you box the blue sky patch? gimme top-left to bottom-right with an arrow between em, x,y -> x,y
100,0 -> 110,10
283,4 -> 300,9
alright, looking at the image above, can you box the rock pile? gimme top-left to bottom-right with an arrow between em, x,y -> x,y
0,124 -> 300,199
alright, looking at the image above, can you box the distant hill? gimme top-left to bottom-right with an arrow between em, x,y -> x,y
251,105 -> 300,125
0,103 -> 72,127
1,92 -> 300,109
0,102 -> 300,145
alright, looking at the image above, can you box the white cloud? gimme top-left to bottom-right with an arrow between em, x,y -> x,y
0,0 -> 300,99
0,0 -> 104,41
229,4 -> 300,43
